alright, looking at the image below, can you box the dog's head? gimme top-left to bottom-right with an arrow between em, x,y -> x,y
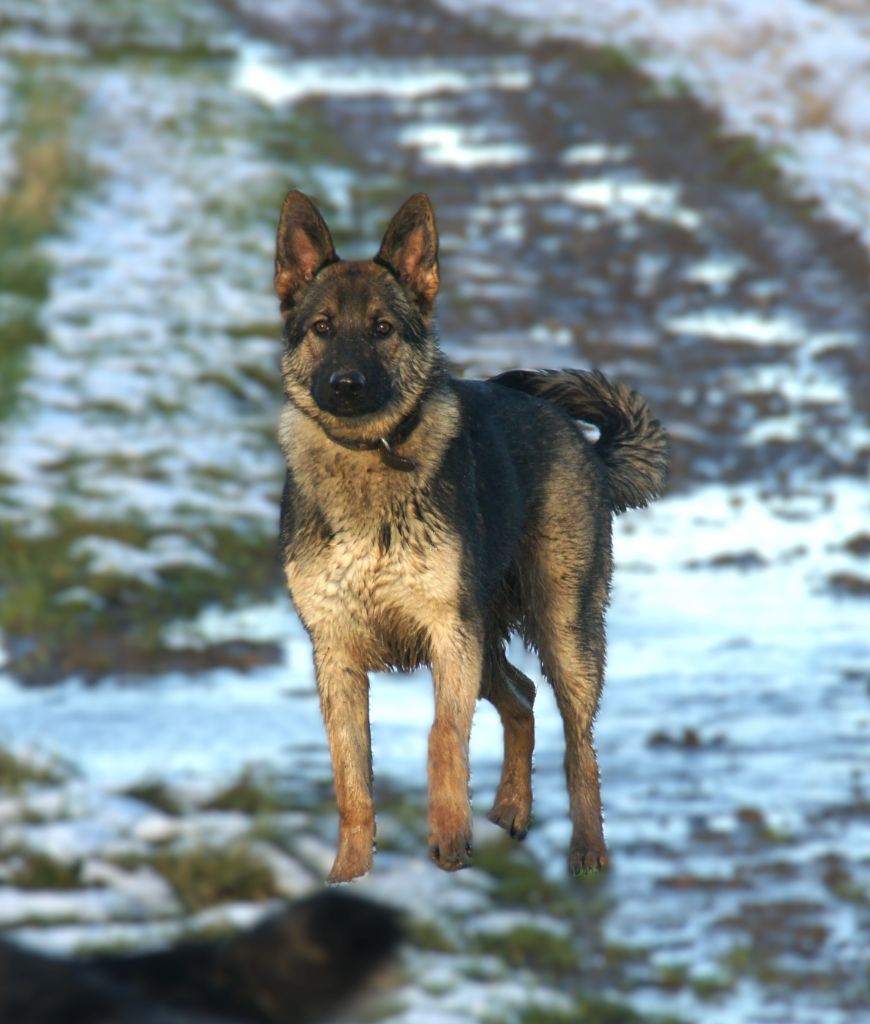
275,192 -> 444,435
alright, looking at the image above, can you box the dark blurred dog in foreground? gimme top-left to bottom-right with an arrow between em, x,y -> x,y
275,191 -> 668,882
0,890 -> 402,1023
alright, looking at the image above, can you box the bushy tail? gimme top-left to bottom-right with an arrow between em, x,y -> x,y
491,368 -> 669,512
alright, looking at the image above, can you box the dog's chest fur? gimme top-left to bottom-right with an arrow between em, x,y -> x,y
279,401 -> 463,667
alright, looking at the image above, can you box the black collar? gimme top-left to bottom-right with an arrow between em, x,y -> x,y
320,404 -> 422,472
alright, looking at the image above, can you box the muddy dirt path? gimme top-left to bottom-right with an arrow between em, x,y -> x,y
229,0 -> 870,490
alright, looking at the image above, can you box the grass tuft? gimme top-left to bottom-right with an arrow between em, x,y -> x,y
123,780 -> 184,816
0,748 -> 65,792
406,917 -> 457,953
472,924 -> 578,975
6,849 -> 83,890
472,840 -> 583,912
204,770 -> 284,816
136,843 -> 278,912
0,68 -> 86,420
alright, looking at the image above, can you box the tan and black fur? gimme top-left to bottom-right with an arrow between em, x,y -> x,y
275,191 -> 668,882
0,891 -> 401,1023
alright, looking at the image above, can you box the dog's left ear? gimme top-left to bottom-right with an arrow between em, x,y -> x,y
375,193 -> 439,309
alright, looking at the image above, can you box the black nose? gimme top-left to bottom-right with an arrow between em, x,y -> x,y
329,370 -> 366,399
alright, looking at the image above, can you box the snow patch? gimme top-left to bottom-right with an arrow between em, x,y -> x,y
234,43 -> 531,106
437,0 -> 870,252
399,123 -> 530,169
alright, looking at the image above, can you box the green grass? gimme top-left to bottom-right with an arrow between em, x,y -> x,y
0,512 -> 279,683
719,943 -> 782,986
72,935 -> 140,957
0,516 -> 150,678
5,849 -> 83,890
714,133 -> 789,188
602,940 -> 650,965
406,917 -> 457,954
509,998 -> 679,1024
657,962 -> 690,991
472,840 -> 601,913
123,780 -> 184,816
472,924 -> 578,975
0,67 -> 86,421
0,749 -> 66,792
692,973 -> 734,1000
124,843 -> 278,913
204,770 -> 285,816
369,788 -> 429,854
46,0 -> 234,66
582,44 -> 638,77
0,50 -> 286,686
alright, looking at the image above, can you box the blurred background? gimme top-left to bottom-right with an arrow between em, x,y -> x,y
0,1 -> 867,1021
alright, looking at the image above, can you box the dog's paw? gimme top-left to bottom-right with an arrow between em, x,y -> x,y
567,844 -> 608,875
327,846 -> 373,884
428,832 -> 472,871
487,799 -> 530,840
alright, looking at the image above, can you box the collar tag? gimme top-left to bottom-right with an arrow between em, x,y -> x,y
378,439 -> 417,472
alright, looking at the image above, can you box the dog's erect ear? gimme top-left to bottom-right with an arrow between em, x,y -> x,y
375,193 -> 440,308
275,191 -> 338,307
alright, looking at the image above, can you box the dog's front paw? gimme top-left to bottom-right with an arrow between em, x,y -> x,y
428,831 -> 472,871
327,842 -> 373,884
487,797 -> 530,840
567,842 -> 608,875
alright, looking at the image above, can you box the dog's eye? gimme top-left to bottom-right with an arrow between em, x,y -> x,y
374,319 -> 393,337
312,319 -> 331,335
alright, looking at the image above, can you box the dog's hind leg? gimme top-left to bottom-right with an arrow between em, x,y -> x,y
528,498 -> 612,875
314,645 -> 375,883
538,603 -> 608,874
481,647 -> 535,839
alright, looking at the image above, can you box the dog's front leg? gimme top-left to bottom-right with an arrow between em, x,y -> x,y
426,621 -> 482,871
314,645 -> 375,883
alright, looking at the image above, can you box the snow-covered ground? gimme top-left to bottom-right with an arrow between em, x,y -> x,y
439,0 -> 870,254
1,475 -> 867,1023
0,63 -> 282,549
0,2 -> 868,1022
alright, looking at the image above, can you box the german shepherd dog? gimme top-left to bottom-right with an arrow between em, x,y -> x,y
0,891 -> 401,1023
275,191 -> 668,883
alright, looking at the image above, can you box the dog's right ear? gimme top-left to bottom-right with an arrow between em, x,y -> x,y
275,191 -> 338,309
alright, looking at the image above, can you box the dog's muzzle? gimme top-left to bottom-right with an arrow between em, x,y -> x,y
330,369 -> 365,401
312,366 -> 390,417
